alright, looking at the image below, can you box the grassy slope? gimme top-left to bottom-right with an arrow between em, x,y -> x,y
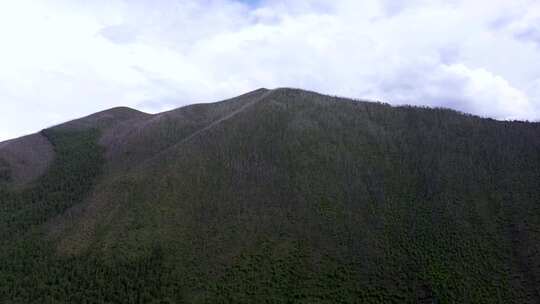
1,88 -> 540,303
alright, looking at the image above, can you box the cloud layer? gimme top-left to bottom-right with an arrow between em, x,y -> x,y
1,0 -> 539,140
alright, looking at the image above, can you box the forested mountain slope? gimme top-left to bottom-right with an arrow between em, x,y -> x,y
0,133 -> 54,186
1,88 -> 540,303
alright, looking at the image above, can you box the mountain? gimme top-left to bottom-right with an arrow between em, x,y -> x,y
1,88 -> 540,303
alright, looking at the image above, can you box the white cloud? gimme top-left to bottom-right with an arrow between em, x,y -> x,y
0,0 -> 540,141
445,64 -> 534,119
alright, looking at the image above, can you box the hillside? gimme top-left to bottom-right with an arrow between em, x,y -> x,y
0,133 -> 54,186
1,88 -> 540,303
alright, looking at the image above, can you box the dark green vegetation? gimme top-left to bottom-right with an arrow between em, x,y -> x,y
1,88 -> 540,303
0,159 -> 10,183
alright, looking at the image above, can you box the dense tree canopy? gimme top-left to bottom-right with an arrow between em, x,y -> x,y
0,89 -> 539,303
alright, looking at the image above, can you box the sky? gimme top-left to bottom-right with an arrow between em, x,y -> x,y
1,0 -> 540,141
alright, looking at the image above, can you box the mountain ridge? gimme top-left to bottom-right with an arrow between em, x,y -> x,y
1,88 -> 540,303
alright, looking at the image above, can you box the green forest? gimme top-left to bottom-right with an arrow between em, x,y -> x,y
0,88 -> 539,303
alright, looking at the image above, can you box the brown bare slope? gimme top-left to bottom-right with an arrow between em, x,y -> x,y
0,106 -> 152,186
52,106 -> 151,132
0,89 -> 270,186
0,133 -> 54,186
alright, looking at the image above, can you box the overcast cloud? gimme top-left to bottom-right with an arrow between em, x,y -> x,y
1,0 -> 540,141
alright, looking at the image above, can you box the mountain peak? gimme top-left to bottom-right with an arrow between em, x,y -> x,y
52,106 -> 150,132
2,88 -> 540,302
